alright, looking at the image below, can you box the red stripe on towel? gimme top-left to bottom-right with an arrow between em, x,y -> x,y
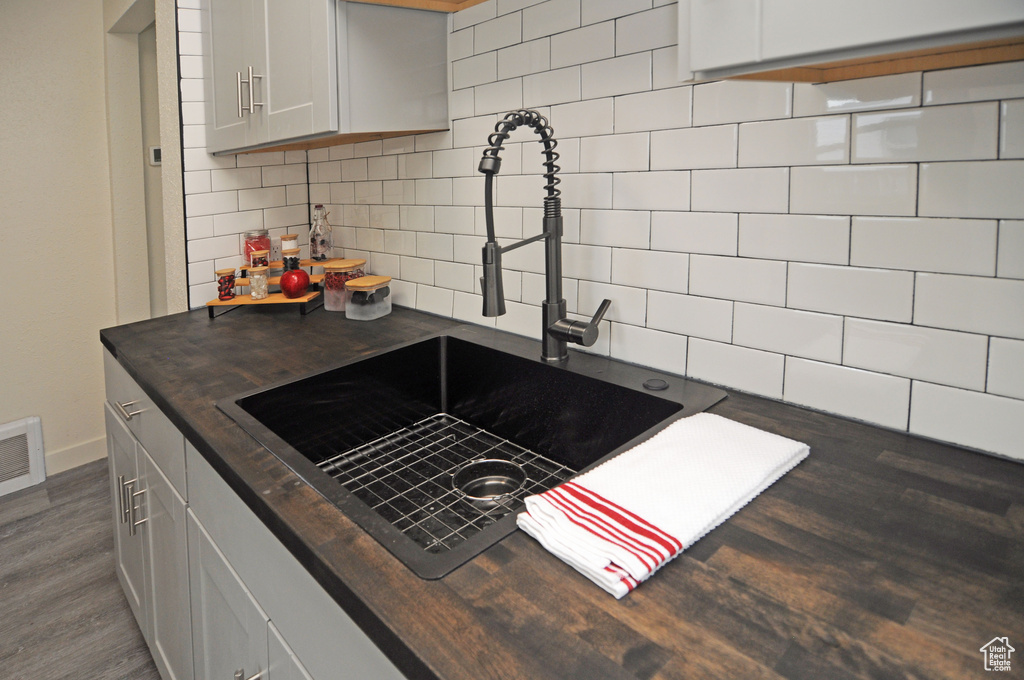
562,482 -> 684,557
542,487 -> 663,573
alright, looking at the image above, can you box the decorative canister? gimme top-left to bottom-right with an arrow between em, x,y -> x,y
282,248 -> 301,271
323,259 -> 366,312
243,230 -> 271,264
309,204 -> 332,260
249,249 -> 270,268
345,275 -> 392,321
215,268 -> 236,301
280,233 -> 299,252
248,266 -> 270,300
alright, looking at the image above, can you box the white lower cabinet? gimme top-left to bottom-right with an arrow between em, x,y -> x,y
105,349 -> 406,680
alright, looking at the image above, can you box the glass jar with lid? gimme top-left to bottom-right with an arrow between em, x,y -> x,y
248,266 -> 270,300
322,259 -> 366,312
281,248 -> 301,271
243,229 -> 271,265
215,268 -> 236,301
280,233 -> 299,252
309,204 -> 333,261
345,275 -> 392,320
249,249 -> 270,268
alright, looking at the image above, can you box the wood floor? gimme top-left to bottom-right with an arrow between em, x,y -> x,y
0,459 -> 160,680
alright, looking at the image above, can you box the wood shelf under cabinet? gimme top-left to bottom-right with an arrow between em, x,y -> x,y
731,35 -> 1024,83
352,0 -> 488,11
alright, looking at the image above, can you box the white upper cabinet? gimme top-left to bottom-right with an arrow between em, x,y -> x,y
680,0 -> 1024,82
201,0 -> 448,154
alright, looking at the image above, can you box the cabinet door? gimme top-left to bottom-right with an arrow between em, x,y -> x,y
255,0 -> 337,143
268,622 -> 314,680
105,404 -> 150,641
689,0 -> 761,72
188,511 -> 269,680
202,0 -> 258,152
143,448 -> 194,680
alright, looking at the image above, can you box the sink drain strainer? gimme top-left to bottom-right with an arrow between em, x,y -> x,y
451,458 -> 526,503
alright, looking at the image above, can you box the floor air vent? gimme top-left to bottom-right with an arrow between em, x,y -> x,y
0,417 -> 45,497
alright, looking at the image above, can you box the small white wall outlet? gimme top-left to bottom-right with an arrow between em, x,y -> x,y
270,237 -> 282,262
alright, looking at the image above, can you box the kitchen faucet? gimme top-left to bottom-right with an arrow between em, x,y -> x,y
479,109 -> 611,363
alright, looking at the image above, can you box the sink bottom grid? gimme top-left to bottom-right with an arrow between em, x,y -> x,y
316,413 -> 575,554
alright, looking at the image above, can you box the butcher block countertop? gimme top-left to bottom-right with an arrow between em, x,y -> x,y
100,304 -> 1024,680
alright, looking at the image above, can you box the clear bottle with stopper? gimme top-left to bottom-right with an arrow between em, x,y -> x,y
309,204 -> 332,261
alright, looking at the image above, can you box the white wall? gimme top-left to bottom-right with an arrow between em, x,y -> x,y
0,0 -> 119,473
181,0 -> 1024,460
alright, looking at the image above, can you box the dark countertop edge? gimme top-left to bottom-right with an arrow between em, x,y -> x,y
101,310 -> 451,680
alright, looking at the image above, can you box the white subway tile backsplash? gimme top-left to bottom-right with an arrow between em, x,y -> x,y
369,205 -> 400,230
692,80 -> 793,127
919,161 -> 1024,219
850,217 -> 997,276
852,103 -> 999,163
385,230 -> 417,256
738,213 -> 849,265
788,263 -> 914,322
184,171 -> 212,195
923,61 -> 1024,106
844,319 -> 988,391
522,0 -> 580,40
210,167 -> 262,192
613,171 -> 689,211
651,211 -> 738,255
187,216 -> 214,240
579,133 -> 649,172
1001,99 -> 1024,159
417,285 -> 456,317
688,339 -> 784,399
551,21 -> 614,69
691,168 -> 789,214
186,190 -> 237,217
262,163 -> 307,186
988,337 -> 1024,400
792,72 -> 921,117
474,78 -> 524,115
739,116 -> 849,167
562,243 -> 612,281
341,158 -> 368,181
474,12 -> 522,53
614,86 -> 692,133
579,210 -> 650,248
785,358 -> 911,430
435,206 -> 476,235
615,5 -> 676,56
523,66 -> 582,107
651,125 -> 737,170
354,181 -> 383,205
400,205 -> 435,232
998,220 -> 1024,279
611,248 -> 688,293
453,52 -> 498,90
790,165 -> 917,217
647,292 -> 733,342
435,261 -> 476,293
551,99 -> 614,138
367,155 -> 398,181
581,53 -> 651,100
559,172 -> 615,209
453,0 -> 495,30
497,38 -> 551,80
608,323 -> 687,376
914,272 -> 1024,339
186,234 -> 240,262
415,179 -> 453,206
417,232 -> 455,260
401,256 -> 434,284
690,255 -> 787,306
910,382 -> 1024,461
733,303 -> 843,363
450,27 -> 474,62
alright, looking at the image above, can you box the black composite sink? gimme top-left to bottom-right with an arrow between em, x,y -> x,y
218,326 -> 727,578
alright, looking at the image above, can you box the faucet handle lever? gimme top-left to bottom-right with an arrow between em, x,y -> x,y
589,298 -> 611,327
549,298 -> 611,348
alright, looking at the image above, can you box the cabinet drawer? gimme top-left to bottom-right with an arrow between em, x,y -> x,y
104,349 -> 187,499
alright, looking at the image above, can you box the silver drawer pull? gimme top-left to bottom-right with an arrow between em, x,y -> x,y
117,475 -> 129,524
115,399 -> 143,421
234,669 -> 262,680
128,485 -> 147,537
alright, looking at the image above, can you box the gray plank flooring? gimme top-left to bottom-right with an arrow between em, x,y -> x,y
0,458 -> 160,680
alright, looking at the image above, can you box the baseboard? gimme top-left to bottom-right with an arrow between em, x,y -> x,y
45,436 -> 107,476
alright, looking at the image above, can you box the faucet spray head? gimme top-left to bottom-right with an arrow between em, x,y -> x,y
481,241 -> 506,317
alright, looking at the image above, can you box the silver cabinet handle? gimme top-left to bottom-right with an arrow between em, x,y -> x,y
234,669 -> 262,680
128,484 -> 148,537
236,70 -> 244,119
240,65 -> 263,114
117,475 -> 130,524
115,399 -> 143,422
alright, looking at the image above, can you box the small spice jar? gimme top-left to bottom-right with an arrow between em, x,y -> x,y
249,249 -> 270,268
248,266 -> 270,300
282,248 -> 301,271
243,229 -> 271,264
280,233 -> 299,252
323,258 -> 366,312
345,275 -> 392,321
215,268 -> 236,301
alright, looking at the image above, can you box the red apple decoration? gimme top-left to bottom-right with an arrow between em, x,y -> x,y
280,268 -> 310,298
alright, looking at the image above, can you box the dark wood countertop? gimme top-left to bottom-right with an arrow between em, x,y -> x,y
101,304 -> 1024,680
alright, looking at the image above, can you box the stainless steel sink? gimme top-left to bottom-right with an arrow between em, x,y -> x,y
218,326 -> 727,578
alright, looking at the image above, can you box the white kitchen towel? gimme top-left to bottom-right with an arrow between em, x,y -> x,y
517,413 -> 809,598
